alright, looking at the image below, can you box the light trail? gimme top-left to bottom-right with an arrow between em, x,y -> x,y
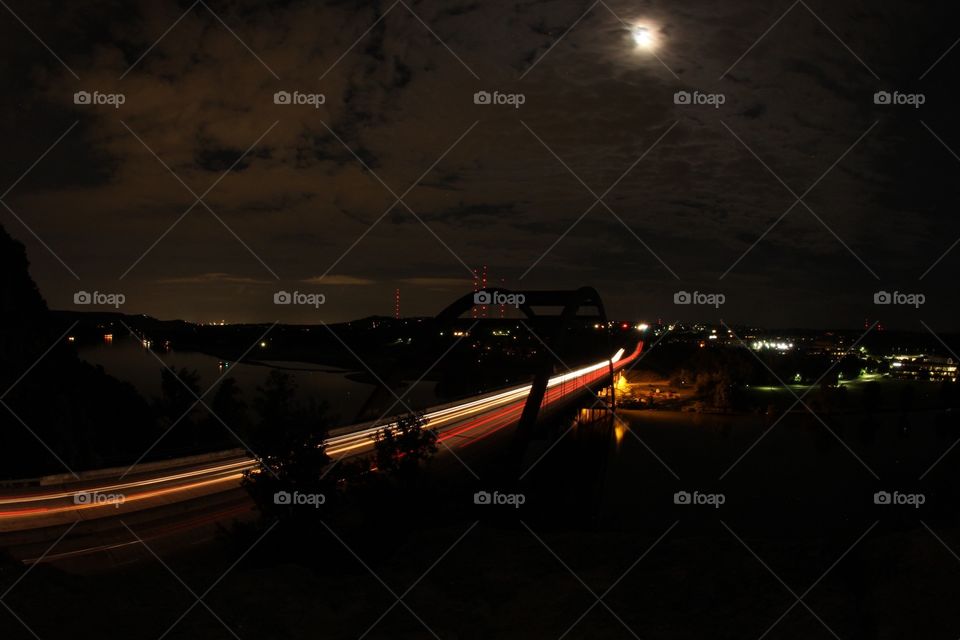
0,341 -> 641,529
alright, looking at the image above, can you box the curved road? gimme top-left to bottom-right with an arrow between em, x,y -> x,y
0,342 -> 642,537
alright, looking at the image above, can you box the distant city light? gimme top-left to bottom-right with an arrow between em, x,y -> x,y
751,340 -> 793,351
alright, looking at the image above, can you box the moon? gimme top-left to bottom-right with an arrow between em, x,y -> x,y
631,25 -> 655,49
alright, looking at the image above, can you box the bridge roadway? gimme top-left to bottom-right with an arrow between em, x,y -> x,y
0,342 -> 641,538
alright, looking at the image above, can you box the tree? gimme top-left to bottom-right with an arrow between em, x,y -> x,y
372,412 -> 437,482
200,377 -> 248,447
243,371 -> 332,522
157,367 -> 202,425
0,223 -> 157,477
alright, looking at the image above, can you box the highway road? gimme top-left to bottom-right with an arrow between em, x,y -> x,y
0,341 -> 642,538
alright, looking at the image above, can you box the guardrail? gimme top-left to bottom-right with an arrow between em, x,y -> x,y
0,448 -> 249,489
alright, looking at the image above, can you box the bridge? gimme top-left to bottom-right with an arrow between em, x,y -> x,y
0,288 -> 642,549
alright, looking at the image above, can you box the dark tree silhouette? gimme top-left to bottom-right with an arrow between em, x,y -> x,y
0,224 -> 156,477
372,412 -> 437,482
243,371 -> 332,522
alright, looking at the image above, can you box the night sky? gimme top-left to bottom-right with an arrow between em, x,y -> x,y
2,0 -> 959,328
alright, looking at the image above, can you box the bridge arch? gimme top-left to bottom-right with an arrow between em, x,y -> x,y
436,286 -> 616,450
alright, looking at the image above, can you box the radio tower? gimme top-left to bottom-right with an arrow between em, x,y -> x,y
499,276 -> 506,318
394,288 -> 400,320
472,265 -> 489,318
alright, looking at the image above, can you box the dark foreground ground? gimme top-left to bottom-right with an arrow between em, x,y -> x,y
2,402 -> 959,639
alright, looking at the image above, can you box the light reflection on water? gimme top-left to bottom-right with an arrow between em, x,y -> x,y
77,337 -> 440,427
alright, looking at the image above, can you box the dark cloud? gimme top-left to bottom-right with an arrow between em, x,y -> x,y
0,0 -> 958,327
